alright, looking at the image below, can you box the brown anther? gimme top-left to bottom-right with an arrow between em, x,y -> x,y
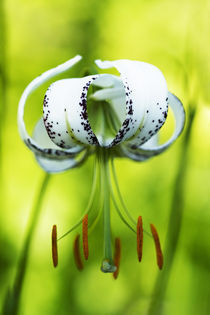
150,224 -> 164,270
113,238 -> 121,279
73,234 -> 84,271
82,214 -> 89,260
52,225 -> 58,267
137,216 -> 143,262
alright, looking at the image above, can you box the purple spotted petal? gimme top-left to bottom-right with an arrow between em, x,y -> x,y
122,93 -> 185,160
44,76 -> 102,147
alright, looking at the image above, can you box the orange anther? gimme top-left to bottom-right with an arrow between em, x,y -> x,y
113,238 -> 121,279
52,225 -> 58,267
137,216 -> 143,262
82,214 -> 89,260
73,234 -> 84,271
150,224 -> 164,270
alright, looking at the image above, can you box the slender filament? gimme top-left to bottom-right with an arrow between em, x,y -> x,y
111,158 -> 136,225
58,157 -> 98,241
111,189 -> 136,234
82,214 -> 89,260
111,158 -> 152,238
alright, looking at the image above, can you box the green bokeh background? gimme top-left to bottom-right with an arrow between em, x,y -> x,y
0,0 -> 210,314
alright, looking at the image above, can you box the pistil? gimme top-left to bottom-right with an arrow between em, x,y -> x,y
99,148 -> 116,273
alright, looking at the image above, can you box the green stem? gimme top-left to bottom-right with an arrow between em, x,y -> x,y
147,106 -> 196,315
3,173 -> 51,315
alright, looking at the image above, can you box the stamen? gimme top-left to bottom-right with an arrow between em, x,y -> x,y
111,187 -> 136,234
150,224 -> 164,270
57,161 -> 98,241
113,238 -> 121,279
137,216 -> 143,262
52,225 -> 58,267
82,214 -> 89,260
73,234 -> 84,271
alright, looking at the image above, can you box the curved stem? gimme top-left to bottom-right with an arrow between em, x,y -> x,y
3,173 -> 51,315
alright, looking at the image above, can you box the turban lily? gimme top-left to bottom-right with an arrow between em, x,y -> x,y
18,55 -> 185,275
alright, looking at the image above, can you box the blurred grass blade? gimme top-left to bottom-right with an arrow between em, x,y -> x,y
2,173 -> 51,315
147,106 -> 196,315
0,0 -> 7,195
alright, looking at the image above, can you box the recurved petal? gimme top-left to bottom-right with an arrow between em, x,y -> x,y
33,119 -> 88,173
122,93 -> 185,161
45,73 -> 127,148
44,75 -> 100,147
18,55 -> 84,158
95,59 -> 168,147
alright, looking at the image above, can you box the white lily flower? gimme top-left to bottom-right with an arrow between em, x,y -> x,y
18,55 -> 185,274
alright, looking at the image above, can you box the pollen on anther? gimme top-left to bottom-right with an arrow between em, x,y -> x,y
113,238 -> 121,279
82,214 -> 89,260
73,234 -> 84,271
137,216 -> 143,262
52,225 -> 58,267
150,224 -> 164,270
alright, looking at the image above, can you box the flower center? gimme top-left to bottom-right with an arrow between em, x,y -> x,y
86,76 -> 126,147
87,88 -> 121,146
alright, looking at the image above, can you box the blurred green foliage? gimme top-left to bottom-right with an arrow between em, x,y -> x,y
0,0 -> 210,314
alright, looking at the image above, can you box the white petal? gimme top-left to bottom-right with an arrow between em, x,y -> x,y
45,74 -> 126,147
95,59 -> 168,147
33,118 -> 64,149
45,75 -> 101,146
123,93 -> 185,160
33,119 -> 87,172
18,55 -> 83,158
119,146 -> 149,161
141,133 -> 158,149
